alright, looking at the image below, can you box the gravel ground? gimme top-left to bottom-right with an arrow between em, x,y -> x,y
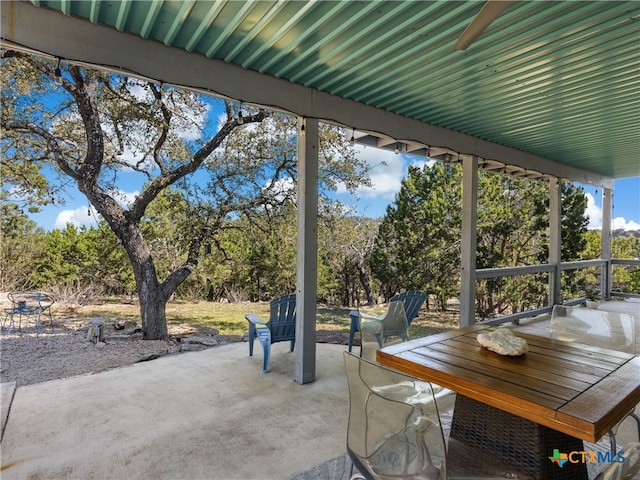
0,318 -> 179,386
0,316 -> 350,387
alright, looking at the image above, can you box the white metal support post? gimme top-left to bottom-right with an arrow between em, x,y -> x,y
549,179 -> 562,306
295,117 -> 318,384
460,156 -> 478,327
601,187 -> 612,299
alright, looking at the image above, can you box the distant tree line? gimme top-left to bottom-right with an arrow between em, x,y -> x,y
369,164 -> 640,319
3,164 -> 638,322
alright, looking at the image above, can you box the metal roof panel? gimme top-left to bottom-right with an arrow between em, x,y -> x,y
22,0 -> 640,178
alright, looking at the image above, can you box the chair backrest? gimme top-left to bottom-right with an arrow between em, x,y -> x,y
550,305 -> 636,354
343,351 -> 447,479
390,291 -> 427,327
379,300 -> 409,341
8,291 -> 53,311
268,293 -> 296,342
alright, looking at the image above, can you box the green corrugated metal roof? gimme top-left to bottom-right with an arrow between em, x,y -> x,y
26,0 -> 640,177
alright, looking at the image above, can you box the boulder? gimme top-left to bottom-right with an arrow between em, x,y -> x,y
180,335 -> 218,347
179,343 -> 207,352
105,332 -> 144,342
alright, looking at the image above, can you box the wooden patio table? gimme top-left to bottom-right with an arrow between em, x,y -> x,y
377,324 -> 640,480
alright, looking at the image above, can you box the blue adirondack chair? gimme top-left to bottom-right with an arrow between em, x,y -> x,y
245,293 -> 296,372
348,290 -> 427,352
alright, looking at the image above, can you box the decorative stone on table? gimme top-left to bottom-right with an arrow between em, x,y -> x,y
477,328 -> 528,356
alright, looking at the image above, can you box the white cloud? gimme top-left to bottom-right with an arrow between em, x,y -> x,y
345,146 -> 438,200
340,145 -> 406,199
54,206 -> 99,230
53,189 -> 138,230
332,146 -> 438,218
264,177 -> 295,205
179,99 -> 210,141
585,193 -> 603,230
613,217 -> 640,231
127,83 -> 149,102
586,193 -> 639,231
216,112 -> 231,132
109,189 -> 140,208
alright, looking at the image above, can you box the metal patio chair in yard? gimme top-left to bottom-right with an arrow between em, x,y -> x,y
550,305 -> 639,455
2,291 -> 54,336
343,351 -> 532,479
348,290 -> 427,353
245,293 -> 296,373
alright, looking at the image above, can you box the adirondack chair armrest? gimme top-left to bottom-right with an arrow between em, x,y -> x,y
360,317 -> 383,336
359,311 -> 385,336
245,313 -> 268,326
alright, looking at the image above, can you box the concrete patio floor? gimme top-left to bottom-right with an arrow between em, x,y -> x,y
2,309 -> 639,480
0,342 -> 351,480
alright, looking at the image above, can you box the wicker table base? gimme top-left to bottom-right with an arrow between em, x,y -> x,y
449,395 -> 588,480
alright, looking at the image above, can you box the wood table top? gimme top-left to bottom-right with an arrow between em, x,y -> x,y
377,324 -> 640,443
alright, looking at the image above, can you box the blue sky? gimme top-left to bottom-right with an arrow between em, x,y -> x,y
29,144 -> 639,232
19,86 -> 638,232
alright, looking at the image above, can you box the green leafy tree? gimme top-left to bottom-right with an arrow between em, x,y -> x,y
85,223 -> 136,297
318,214 -> 380,306
576,230 -> 639,296
0,200 -> 44,290
371,163 -> 588,318
477,177 -> 588,316
554,183 -> 590,300
2,52 -> 269,338
188,114 -> 370,302
2,52 -> 369,339
29,224 -> 98,287
197,224 -> 255,302
370,162 -> 461,308
611,236 -> 640,294
239,202 -> 298,301
475,173 -> 548,317
560,183 -> 589,262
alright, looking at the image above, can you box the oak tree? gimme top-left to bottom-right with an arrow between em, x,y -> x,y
1,51 -> 367,338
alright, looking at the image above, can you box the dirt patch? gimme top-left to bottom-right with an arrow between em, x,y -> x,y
0,318 -> 175,387
0,307 -> 454,387
411,309 -> 459,336
0,316 -> 350,387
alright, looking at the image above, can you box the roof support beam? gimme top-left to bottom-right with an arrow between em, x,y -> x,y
295,117 -> 318,385
1,1 -> 613,189
549,179 -> 562,306
460,156 -> 478,327
601,188 -> 612,299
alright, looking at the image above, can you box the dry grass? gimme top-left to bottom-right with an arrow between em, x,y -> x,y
72,299 -> 460,339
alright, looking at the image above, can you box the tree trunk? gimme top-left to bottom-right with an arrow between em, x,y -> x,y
136,260 -> 168,340
116,222 -> 169,340
358,266 -> 373,304
140,290 -> 168,339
